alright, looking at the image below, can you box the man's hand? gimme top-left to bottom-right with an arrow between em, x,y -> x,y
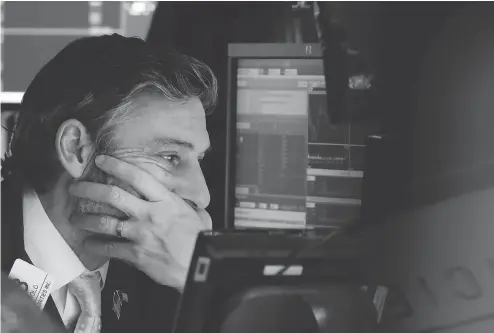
68,155 -> 212,291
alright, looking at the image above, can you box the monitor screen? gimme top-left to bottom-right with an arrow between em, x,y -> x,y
233,56 -> 369,229
1,1 -> 156,103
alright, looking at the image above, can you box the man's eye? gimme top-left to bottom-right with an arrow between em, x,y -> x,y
161,154 -> 181,166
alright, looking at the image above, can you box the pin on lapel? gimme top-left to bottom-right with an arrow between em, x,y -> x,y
112,290 -> 129,320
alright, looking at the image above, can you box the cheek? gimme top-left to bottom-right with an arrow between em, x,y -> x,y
139,163 -> 176,191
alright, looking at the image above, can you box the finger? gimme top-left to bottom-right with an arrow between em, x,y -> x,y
95,155 -> 171,202
69,181 -> 145,217
196,209 -> 213,230
83,238 -> 147,264
163,223 -> 201,267
71,214 -> 146,241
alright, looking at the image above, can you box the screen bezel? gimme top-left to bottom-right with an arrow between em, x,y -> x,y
172,230 -> 384,333
224,43 -> 323,230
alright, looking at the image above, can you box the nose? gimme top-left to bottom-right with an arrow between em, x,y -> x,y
174,161 -> 210,210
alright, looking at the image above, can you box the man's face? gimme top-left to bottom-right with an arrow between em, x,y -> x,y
74,95 -> 211,221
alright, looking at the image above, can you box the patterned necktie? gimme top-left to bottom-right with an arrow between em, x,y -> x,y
67,271 -> 102,333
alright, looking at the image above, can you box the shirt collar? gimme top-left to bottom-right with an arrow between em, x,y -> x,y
93,261 -> 110,290
23,191 -> 109,291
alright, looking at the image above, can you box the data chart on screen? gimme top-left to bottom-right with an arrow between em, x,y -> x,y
234,58 -> 371,229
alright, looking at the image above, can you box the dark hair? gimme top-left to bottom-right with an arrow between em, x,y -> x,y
1,34 -> 218,193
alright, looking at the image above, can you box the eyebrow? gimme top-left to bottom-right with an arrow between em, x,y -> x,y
148,137 -> 212,154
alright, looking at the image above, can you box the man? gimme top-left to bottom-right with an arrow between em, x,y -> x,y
1,34 -> 217,333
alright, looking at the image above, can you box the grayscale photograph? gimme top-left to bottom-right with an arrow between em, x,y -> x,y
1,2 -> 494,333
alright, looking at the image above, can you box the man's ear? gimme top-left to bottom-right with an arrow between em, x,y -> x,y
55,119 -> 95,178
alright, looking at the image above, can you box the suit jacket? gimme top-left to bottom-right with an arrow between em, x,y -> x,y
1,177 -> 181,333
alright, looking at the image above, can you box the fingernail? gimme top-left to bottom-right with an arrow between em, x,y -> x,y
95,155 -> 105,165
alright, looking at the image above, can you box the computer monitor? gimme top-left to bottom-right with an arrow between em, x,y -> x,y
1,1 -> 157,103
225,43 -> 372,230
173,229 -> 386,333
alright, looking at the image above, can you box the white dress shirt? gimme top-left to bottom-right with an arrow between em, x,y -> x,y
23,191 -> 109,328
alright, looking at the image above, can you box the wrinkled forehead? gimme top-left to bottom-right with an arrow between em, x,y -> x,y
108,95 -> 210,153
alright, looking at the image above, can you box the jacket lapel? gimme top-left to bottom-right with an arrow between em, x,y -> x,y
43,297 -> 64,327
101,260 -> 142,333
1,178 -> 26,272
1,178 -> 65,329
100,260 -> 181,333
